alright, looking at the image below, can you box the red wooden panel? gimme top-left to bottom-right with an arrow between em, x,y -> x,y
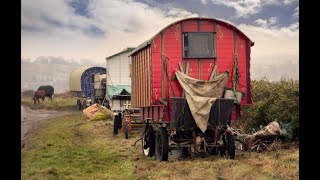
200,59 -> 215,80
236,35 -> 248,95
152,34 -> 162,103
182,59 -> 199,79
136,18 -> 253,112
183,19 -> 198,32
163,23 -> 183,98
216,22 -> 235,89
199,19 -> 213,32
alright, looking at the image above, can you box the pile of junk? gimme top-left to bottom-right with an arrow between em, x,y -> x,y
231,121 -> 294,152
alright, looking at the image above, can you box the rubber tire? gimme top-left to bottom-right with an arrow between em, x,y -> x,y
117,113 -> 122,129
210,146 -> 218,155
124,120 -> 129,139
76,99 -> 82,110
113,115 -> 118,135
82,100 -> 87,109
226,134 -> 236,159
155,127 -> 169,161
142,126 -> 155,157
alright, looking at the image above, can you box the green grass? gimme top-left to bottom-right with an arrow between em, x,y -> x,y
21,96 -> 78,111
22,112 -> 299,180
22,112 -> 135,179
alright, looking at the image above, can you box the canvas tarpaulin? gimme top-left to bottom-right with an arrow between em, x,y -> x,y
175,70 -> 229,133
83,103 -> 114,121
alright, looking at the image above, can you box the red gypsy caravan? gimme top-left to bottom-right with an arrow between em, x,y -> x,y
129,17 -> 254,161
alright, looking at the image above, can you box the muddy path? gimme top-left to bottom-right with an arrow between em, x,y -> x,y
21,105 -> 73,147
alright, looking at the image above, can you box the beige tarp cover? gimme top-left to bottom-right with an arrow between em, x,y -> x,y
83,103 -> 114,121
175,70 -> 229,133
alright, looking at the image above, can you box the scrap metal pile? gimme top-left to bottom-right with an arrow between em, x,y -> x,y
232,121 -> 293,152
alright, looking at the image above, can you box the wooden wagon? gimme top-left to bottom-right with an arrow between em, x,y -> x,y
129,17 -> 254,161
69,66 -> 107,110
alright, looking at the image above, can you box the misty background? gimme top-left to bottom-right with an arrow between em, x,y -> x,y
21,56 -> 298,94
21,57 -> 105,93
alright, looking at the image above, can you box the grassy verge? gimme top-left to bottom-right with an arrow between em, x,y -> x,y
22,113 -> 299,179
21,96 -> 78,111
22,112 -> 136,179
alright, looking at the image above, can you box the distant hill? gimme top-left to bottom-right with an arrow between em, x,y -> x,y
21,57 -> 105,93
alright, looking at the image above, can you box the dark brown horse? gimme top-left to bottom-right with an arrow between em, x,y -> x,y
33,90 -> 46,104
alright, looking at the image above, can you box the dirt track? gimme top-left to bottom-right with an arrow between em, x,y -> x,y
21,105 -> 71,147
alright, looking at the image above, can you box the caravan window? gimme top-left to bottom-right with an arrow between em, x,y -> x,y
183,32 -> 214,58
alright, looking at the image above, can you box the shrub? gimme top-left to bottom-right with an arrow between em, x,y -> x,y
242,78 -> 299,137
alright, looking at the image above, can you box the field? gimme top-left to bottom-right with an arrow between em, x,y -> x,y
21,96 -> 299,179
21,92 -> 78,111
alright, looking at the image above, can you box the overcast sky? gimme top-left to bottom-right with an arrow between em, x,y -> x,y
21,0 -> 299,79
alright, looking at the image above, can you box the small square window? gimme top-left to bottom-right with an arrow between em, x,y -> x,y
183,32 -> 214,58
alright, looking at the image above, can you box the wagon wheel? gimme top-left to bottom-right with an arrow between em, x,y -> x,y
210,146 -> 218,155
227,134 -> 236,159
124,119 -> 129,139
113,115 -> 119,135
76,99 -> 82,110
155,127 -> 169,161
224,134 -> 235,159
82,100 -> 87,109
142,126 -> 155,157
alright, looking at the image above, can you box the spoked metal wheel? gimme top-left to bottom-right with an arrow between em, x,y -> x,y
113,115 -> 119,135
124,120 -> 129,139
82,100 -> 87,109
142,126 -> 155,157
223,134 -> 235,159
155,127 -> 169,161
76,99 -> 82,110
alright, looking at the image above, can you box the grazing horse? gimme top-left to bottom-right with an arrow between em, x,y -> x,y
33,90 -> 46,104
37,85 -> 54,100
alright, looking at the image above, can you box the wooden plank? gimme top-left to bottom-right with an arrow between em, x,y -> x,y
140,51 -> 143,107
132,56 -> 134,107
135,55 -> 138,107
141,50 -> 144,107
144,49 -> 146,107
178,62 -> 184,73
146,47 -> 150,106
132,55 -> 136,107
132,55 -> 135,107
145,48 -> 148,107
179,62 -> 184,97
246,40 -> 251,104
142,49 -> 144,107
143,49 -> 146,107
137,52 -> 140,107
132,55 -> 137,107
161,32 -> 165,98
148,47 -> 151,106
185,61 -> 190,76
146,47 -> 149,106
139,51 -> 142,107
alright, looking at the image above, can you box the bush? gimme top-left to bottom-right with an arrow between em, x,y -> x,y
242,78 -> 299,137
